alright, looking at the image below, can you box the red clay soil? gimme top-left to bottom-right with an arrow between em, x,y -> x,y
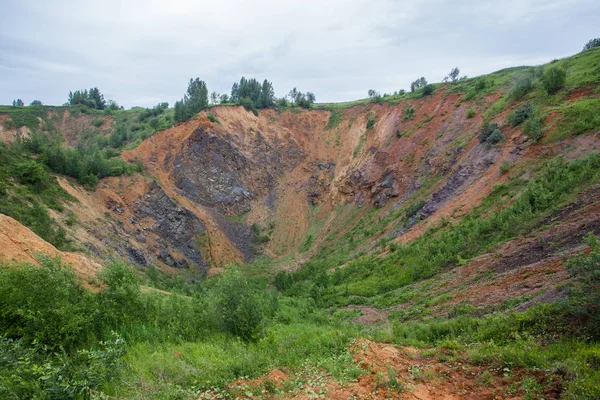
214,339 -> 558,399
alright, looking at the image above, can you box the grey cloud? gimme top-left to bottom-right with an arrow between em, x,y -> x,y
1,0 -> 598,107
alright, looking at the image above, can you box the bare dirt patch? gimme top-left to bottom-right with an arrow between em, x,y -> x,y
215,339 -> 558,399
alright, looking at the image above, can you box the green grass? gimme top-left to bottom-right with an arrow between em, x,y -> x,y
0,142 -> 75,249
550,98 -> 600,141
280,153 -> 600,306
0,105 -> 49,128
0,259 -> 362,399
324,108 -> 344,130
550,47 -> 600,90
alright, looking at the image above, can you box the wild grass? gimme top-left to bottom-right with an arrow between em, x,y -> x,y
279,153 -> 600,305
0,259 -> 362,398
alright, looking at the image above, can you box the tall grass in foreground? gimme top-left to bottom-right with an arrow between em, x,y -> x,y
0,258 -> 361,398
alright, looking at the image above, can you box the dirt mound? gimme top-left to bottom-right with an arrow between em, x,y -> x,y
0,214 -> 102,282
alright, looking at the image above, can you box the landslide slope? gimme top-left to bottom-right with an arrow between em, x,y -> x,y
1,48 -> 599,281
108,48 -> 600,279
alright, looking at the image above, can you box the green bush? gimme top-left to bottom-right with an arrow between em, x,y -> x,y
98,262 -> 145,327
2,118 -> 15,129
422,84 -> 434,96
542,67 -> 567,94
566,232 -> 600,339
508,74 -> 534,100
366,117 -> 376,130
522,109 -> 545,141
0,257 -> 96,349
466,106 -> 475,119
402,106 -> 415,122
479,122 -> 505,144
0,332 -> 125,399
583,38 -> 600,51
13,160 -> 45,184
213,270 -> 277,341
508,103 -> 534,127
207,112 -> 218,123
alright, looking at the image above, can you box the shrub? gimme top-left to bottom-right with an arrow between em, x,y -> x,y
366,117 -> 376,130
98,262 -> 144,327
0,331 -> 125,399
583,38 -> 600,51
149,116 -> 160,129
2,119 -> 15,129
238,96 -> 256,112
522,110 -> 545,141
466,106 -> 475,119
422,84 -> 434,96
213,270 -> 274,340
542,67 -> 566,94
402,106 -> 415,122
207,112 -> 218,123
508,74 -> 534,100
13,160 -> 45,184
509,103 -> 534,126
500,161 -> 512,174
479,122 -> 504,144
91,117 -> 103,127
0,257 -> 96,349
566,232 -> 600,339
487,129 -> 505,144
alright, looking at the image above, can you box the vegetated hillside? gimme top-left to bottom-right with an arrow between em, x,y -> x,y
1,47 -> 600,399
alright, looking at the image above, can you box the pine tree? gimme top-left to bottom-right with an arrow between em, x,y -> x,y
259,79 -> 275,108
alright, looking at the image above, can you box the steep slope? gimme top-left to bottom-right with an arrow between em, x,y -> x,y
109,51 -> 598,275
0,214 -> 101,282
1,48 -> 599,279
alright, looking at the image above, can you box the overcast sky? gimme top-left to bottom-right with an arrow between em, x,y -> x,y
1,0 -> 598,108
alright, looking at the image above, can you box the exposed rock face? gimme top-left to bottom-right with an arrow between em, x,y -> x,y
306,161 -> 335,205
170,123 -> 307,216
171,126 -> 283,216
135,181 -> 207,271
372,171 -> 400,207
340,168 -> 401,208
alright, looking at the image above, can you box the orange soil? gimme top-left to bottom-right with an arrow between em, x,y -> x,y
220,339 -> 557,400
0,214 -> 101,284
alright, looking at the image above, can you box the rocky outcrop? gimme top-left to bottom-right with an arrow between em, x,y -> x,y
134,181 -> 207,271
305,161 -> 335,205
171,126 -> 271,215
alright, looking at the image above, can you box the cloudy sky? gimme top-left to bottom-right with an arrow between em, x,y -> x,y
1,0 -> 598,108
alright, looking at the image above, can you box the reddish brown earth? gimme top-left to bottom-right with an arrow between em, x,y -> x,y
0,214 -> 101,283
2,83 -> 599,276
218,339 -> 558,399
